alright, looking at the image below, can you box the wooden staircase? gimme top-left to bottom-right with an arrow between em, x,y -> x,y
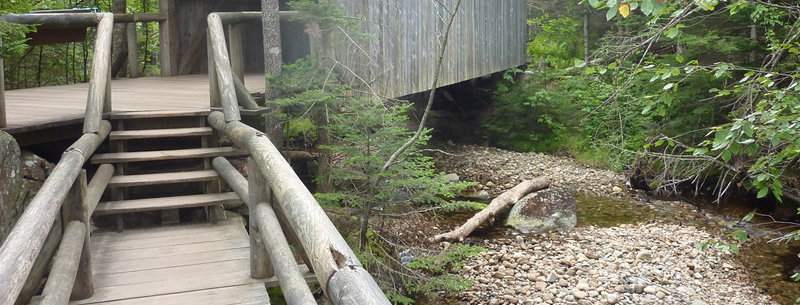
90,110 -> 246,229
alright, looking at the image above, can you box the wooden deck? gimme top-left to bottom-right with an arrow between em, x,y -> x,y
2,74 -> 265,134
69,216 -> 270,305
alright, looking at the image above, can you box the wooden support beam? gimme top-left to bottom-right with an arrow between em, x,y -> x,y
233,74 -> 260,110
87,164 -> 115,216
212,157 -> 248,201
0,121 -> 109,305
158,0 -> 178,76
61,171 -> 93,300
38,221 -> 87,305
228,23 -> 245,82
248,157 -> 273,279
0,13 -> 100,28
113,13 -> 166,23
214,11 -> 300,24
207,28 -> 221,108
126,23 -> 140,78
207,13 -> 241,122
253,202 -> 316,304
208,112 -> 390,304
83,13 -> 113,134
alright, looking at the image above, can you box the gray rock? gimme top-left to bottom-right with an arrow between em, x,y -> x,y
506,188 -> 577,234
0,132 -> 23,245
546,272 -> 558,283
643,286 -> 657,294
463,190 -> 491,200
633,284 -> 645,294
443,173 -> 460,183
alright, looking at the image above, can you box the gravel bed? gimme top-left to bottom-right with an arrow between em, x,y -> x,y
457,223 -> 776,305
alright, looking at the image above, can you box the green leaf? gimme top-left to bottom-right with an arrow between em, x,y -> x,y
733,230 -> 749,242
721,150 -> 731,162
675,54 -> 684,63
665,27 -> 681,38
742,212 -> 754,222
574,59 -> 586,68
606,7 -> 618,20
663,83 -> 674,90
588,0 -> 600,7
729,244 -> 739,254
641,0 -> 654,15
757,187 -> 769,198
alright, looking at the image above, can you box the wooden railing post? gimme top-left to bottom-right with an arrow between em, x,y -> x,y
227,23 -> 244,82
247,157 -> 273,279
207,13 -> 241,122
1,36 -> 6,128
126,23 -> 140,78
84,13 -> 114,133
61,170 -> 93,300
207,28 -> 221,108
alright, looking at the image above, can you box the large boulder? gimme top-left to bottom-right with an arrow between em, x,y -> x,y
506,188 -> 576,234
0,131 -> 23,245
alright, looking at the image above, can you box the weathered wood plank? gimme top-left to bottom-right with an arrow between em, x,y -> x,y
73,284 -> 268,305
91,147 -> 246,164
93,192 -> 242,215
92,248 -> 249,275
91,238 -> 250,263
109,127 -> 213,140
108,170 -> 219,187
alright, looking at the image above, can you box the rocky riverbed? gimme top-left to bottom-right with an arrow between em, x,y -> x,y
430,145 -> 779,304
457,224 -> 775,305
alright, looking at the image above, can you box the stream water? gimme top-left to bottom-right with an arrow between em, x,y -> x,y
438,192 -> 800,304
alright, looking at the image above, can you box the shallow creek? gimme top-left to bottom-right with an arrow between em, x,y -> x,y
438,192 -> 800,304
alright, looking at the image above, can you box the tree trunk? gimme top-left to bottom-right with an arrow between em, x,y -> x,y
750,23 -> 758,63
429,178 -> 550,243
111,0 -> 128,78
261,0 -> 281,100
583,11 -> 590,64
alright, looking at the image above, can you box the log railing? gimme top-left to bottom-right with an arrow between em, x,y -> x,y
0,12 -> 115,305
206,11 -> 391,305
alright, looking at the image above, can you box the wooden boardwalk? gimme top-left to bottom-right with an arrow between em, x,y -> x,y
2,74 -> 265,134
69,216 -> 270,305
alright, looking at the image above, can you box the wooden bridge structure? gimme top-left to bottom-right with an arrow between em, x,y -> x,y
0,1 -> 527,305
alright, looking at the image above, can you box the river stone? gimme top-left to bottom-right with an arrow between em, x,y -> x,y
0,131 -> 23,245
506,188 -> 577,234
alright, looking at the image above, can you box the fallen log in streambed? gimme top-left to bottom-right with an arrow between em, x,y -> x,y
430,177 -> 550,243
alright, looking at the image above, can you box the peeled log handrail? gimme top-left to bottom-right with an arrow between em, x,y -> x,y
207,112 -> 390,304
83,13 -> 114,133
0,120 -> 110,304
39,221 -> 87,305
0,13 -> 101,28
207,13 -> 241,122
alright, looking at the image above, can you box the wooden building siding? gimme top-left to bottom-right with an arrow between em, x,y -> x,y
330,0 -> 527,98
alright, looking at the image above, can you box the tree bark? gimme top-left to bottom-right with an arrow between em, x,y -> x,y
261,0 -> 281,100
111,0 -> 127,78
429,178 -> 550,243
583,11 -> 590,64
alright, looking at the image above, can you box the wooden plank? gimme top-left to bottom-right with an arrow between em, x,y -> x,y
71,269 -> 261,304
91,217 -> 244,241
92,258 -> 251,288
91,147 -> 246,164
109,110 -> 211,119
91,228 -> 239,251
93,192 -> 243,215
92,248 -> 249,275
91,238 -> 249,263
108,170 -> 219,187
70,284 -> 269,305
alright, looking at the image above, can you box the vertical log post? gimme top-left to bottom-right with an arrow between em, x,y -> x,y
61,170 -> 93,300
228,23 -> 244,82
126,23 -> 140,78
207,28 -> 221,108
84,13 -> 114,133
248,157 -> 273,278
0,36 -> 5,128
207,13 -> 241,122
158,0 -> 178,76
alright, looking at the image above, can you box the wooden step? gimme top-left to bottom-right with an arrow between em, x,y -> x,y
108,170 -> 220,188
91,147 -> 246,164
93,192 -> 242,216
110,109 -> 211,120
109,127 -> 214,140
